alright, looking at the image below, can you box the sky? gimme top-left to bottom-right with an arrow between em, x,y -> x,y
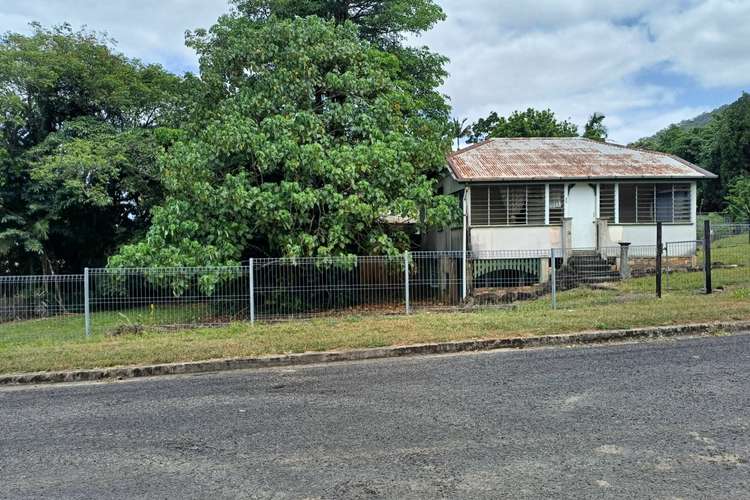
2,0 -> 749,144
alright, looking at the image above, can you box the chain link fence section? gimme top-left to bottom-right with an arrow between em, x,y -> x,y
0,274 -> 85,344
253,255 -> 407,321
2,231 -> 742,339
663,240 -> 705,292
88,266 -> 253,335
707,224 -> 750,291
0,274 -> 84,323
552,245 -> 657,302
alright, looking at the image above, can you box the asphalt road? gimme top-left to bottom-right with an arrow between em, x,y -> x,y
2,334 -> 750,499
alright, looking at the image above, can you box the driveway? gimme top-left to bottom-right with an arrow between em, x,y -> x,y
2,333 -> 749,499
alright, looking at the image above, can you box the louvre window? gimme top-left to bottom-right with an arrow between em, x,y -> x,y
548,184 -> 564,224
673,184 -> 691,223
656,184 -> 673,222
637,184 -> 655,223
527,185 -> 546,224
599,184 -> 615,222
618,183 -> 692,224
618,184 -> 637,223
470,186 -> 490,226
470,184 -> 548,226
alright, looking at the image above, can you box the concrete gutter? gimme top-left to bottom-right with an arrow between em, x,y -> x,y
2,320 -> 749,385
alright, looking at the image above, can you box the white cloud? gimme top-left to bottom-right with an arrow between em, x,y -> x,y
646,0 -> 750,86
3,0 -> 748,143
607,106 -> 713,145
0,0 -> 230,72
412,0 -> 750,142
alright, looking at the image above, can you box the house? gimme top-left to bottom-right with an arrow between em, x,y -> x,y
424,137 -> 716,294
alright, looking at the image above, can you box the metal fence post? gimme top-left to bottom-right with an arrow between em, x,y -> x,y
664,242 -> 670,290
656,222 -> 662,298
550,248 -> 557,310
404,252 -> 411,314
84,267 -> 91,337
404,252 -> 410,314
704,219 -> 712,294
462,249 -> 467,301
249,258 -> 255,325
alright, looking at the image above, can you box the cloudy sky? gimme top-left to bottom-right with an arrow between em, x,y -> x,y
2,0 -> 749,143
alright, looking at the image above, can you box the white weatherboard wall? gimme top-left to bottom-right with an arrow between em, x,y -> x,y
470,226 -> 562,252
608,224 -> 696,246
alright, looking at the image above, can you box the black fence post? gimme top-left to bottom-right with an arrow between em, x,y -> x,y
704,219 -> 712,294
656,222 -> 662,298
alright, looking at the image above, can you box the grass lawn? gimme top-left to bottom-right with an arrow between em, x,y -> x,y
0,238 -> 747,375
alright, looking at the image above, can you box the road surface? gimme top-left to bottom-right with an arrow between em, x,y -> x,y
2,333 -> 750,499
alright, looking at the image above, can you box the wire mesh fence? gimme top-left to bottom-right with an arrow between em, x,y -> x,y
1,227 -> 747,341
663,240 -> 705,292
88,266 -> 254,335
0,274 -> 84,322
708,224 -> 750,291
254,255 -> 407,320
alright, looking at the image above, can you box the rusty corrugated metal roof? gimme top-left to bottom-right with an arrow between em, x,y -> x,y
447,137 -> 716,182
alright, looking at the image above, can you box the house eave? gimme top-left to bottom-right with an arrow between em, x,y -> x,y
452,175 -> 715,184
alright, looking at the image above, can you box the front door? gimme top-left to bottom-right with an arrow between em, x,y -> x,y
568,183 -> 597,248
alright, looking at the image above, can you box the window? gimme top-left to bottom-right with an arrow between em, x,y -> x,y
673,184 -> 691,223
527,185 -> 546,224
617,183 -> 691,224
470,184 -> 547,226
637,184 -> 655,223
618,184 -> 637,223
656,184 -> 673,222
599,184 -> 615,222
470,186 -> 489,225
548,184 -> 565,224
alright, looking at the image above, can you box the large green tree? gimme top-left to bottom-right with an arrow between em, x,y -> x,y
467,108 -> 579,143
112,16 -> 459,267
230,0 -> 451,123
709,93 -> 750,210
231,0 -> 445,46
0,24 -> 181,274
631,93 -> 750,212
725,177 -> 750,223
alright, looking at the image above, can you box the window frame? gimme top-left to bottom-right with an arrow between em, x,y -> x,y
469,181 -> 694,227
612,182 -> 693,225
469,183 -> 564,227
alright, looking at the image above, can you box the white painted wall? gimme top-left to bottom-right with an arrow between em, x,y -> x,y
608,224 -> 696,245
470,226 -> 563,252
468,224 -> 696,254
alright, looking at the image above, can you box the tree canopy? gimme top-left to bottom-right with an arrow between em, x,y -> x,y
467,108 -> 579,143
583,112 -> 607,141
725,177 -> 750,223
229,0 -> 451,124
231,0 -> 446,46
631,93 -> 750,212
0,24 -> 181,273
111,15 -> 458,267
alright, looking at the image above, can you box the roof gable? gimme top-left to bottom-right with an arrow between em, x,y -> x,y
447,137 -> 716,182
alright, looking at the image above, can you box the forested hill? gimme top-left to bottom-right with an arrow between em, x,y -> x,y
630,93 -> 750,213
676,105 -> 730,130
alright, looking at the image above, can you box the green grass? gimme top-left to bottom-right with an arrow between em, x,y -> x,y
1,240 -> 747,375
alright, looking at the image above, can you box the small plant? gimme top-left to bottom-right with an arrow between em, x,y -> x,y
106,313 -> 145,337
